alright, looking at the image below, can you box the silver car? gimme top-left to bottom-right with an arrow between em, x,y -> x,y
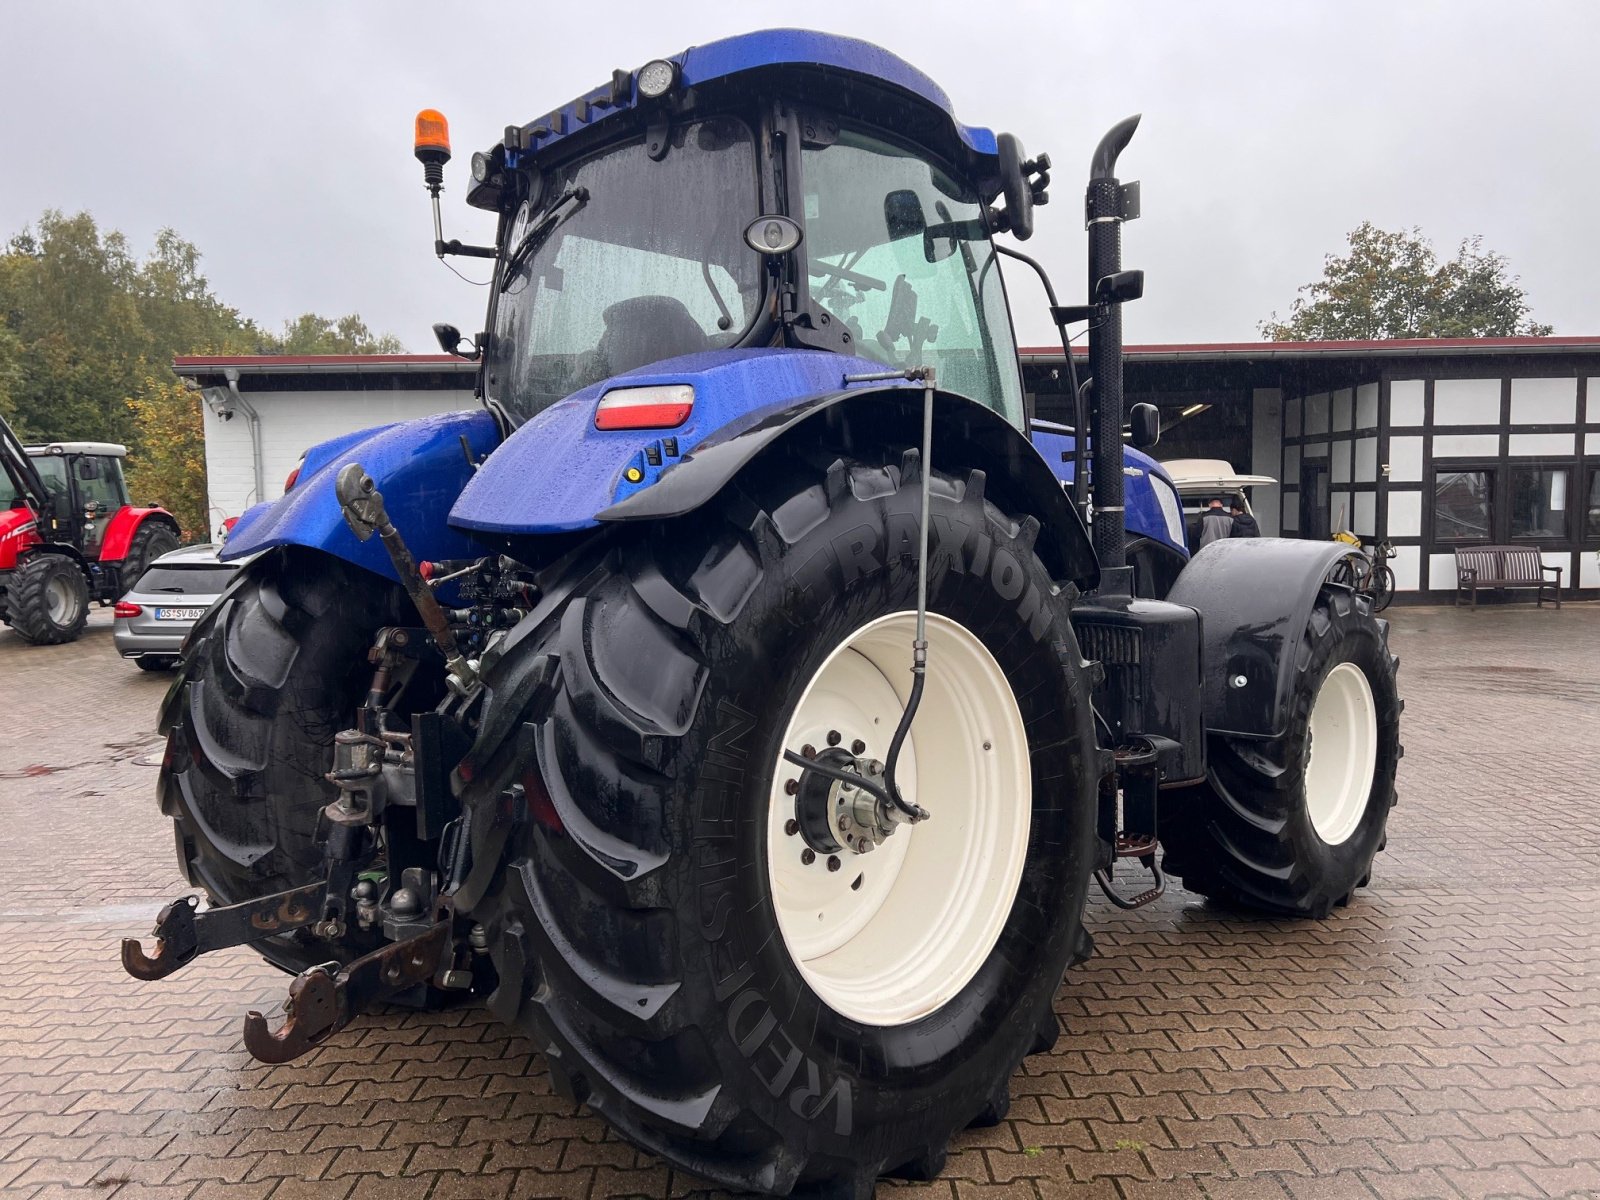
113,544 -> 240,670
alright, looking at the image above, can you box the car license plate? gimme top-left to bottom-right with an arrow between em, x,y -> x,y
154,607 -> 206,621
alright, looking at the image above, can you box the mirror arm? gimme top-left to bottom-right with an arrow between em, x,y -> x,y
436,239 -> 498,259
993,243 -> 1089,519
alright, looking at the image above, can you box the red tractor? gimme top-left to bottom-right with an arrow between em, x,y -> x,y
1,413 -> 181,645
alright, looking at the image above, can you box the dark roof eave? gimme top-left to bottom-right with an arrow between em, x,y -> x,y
1018,335 -> 1600,365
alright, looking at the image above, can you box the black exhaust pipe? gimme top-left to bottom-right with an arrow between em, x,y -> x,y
1085,115 -> 1141,584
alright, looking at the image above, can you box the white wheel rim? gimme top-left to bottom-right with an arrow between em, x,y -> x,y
767,611 -> 1030,1027
1304,661 -> 1378,846
46,576 -> 73,623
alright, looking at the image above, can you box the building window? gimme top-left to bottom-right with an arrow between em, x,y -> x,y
1432,462 -> 1577,544
1433,469 -> 1493,541
1508,467 -> 1568,540
1584,470 -> 1600,540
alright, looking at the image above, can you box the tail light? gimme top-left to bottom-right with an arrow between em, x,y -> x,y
284,458 -> 305,491
595,384 -> 693,431
114,602 -> 142,618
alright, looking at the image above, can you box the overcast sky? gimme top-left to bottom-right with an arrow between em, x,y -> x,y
4,1 -> 1597,351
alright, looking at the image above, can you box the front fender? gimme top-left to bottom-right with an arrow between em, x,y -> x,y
221,409 -> 501,583
1166,537 -> 1359,739
100,507 -> 179,562
600,387 -> 1100,589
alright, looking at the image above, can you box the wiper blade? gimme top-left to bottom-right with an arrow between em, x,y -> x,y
499,186 -> 589,293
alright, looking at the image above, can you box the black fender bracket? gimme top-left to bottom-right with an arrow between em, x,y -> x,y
595,386 -> 1099,592
1166,537 -> 1358,740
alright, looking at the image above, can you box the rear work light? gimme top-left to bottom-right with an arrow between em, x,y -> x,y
114,602 -> 142,618
594,384 -> 694,431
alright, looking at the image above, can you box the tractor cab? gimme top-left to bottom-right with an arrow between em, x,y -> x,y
23,441 -> 132,556
438,32 -> 1040,433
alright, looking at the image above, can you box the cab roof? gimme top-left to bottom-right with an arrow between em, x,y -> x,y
484,29 -> 998,196
26,441 -> 127,458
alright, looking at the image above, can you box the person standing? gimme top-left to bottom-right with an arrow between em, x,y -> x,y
1228,500 -> 1261,538
1199,498 -> 1233,547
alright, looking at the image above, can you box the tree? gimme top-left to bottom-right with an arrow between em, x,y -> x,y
1260,223 -> 1553,341
125,375 -> 210,540
1,209 -> 406,540
276,312 -> 406,355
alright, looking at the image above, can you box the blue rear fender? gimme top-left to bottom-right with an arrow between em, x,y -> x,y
448,346 -> 1100,589
221,409 -> 502,584
450,348 -> 917,536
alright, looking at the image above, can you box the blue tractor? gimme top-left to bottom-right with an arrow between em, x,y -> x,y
125,31 -> 1400,1197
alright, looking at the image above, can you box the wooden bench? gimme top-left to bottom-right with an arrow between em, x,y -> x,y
1454,545 -> 1562,609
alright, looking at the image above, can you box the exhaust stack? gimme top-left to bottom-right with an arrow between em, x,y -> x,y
1085,115 -> 1142,586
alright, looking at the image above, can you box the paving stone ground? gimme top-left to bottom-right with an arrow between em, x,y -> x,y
2,602 -> 1598,1200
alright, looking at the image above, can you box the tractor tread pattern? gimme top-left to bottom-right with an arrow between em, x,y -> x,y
1164,586 -> 1403,919
7,553 -> 90,645
464,458 -> 1094,1197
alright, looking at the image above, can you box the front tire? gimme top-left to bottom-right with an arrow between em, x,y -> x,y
468,456 -> 1100,1196
1163,586 -> 1402,918
8,553 -> 90,645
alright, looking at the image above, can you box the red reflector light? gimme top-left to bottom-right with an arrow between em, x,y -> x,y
594,385 -> 693,431
284,465 -> 301,491
114,602 -> 142,618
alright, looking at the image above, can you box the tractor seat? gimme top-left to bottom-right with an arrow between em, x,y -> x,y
596,296 -> 709,376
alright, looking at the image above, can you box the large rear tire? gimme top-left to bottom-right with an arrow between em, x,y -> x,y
157,547 -> 411,973
120,520 -> 181,588
465,455 -> 1100,1196
1162,586 -> 1402,918
8,553 -> 90,645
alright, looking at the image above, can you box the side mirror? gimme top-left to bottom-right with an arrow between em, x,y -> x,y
1095,269 -> 1145,305
433,322 -> 480,360
1128,402 -> 1160,449
995,133 -> 1035,241
884,189 -> 927,241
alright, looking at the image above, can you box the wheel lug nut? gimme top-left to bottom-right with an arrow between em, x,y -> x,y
801,849 -> 816,866
784,819 -> 799,836
802,744 -> 816,759
827,856 -> 840,872
826,730 -> 841,746
851,739 -> 866,755
784,778 -> 799,796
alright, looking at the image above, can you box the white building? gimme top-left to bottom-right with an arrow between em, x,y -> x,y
176,355 -> 475,535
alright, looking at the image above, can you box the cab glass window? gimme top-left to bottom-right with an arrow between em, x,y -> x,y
801,128 -> 1025,426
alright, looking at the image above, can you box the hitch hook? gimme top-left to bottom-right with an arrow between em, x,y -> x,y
121,895 -> 201,981
241,908 -> 453,1064
1093,833 -> 1166,910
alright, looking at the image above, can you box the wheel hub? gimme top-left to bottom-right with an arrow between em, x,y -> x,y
793,747 -> 896,856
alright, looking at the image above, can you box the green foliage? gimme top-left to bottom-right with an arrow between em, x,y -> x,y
277,312 -> 406,355
1261,223 -> 1553,341
0,209 -> 407,536
125,375 -> 209,540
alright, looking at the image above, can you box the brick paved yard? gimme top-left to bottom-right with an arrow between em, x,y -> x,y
2,603 -> 1598,1200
